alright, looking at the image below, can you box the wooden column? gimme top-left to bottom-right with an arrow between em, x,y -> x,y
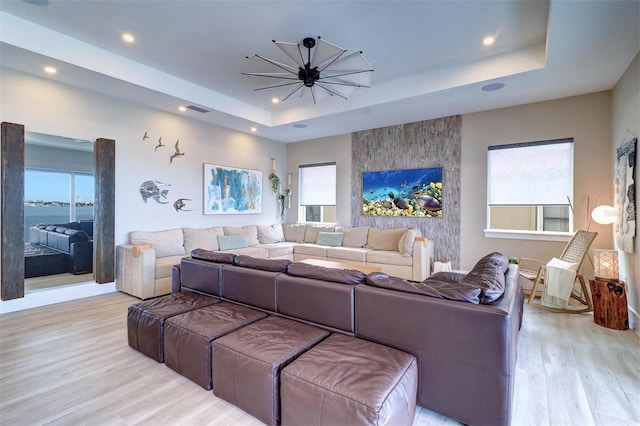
1,122 -> 25,300
94,138 -> 115,284
589,279 -> 629,330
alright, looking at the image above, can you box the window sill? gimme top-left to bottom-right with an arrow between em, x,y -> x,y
484,229 -> 573,242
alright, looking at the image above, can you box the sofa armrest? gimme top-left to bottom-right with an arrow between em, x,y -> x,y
411,238 -> 434,281
116,244 -> 157,300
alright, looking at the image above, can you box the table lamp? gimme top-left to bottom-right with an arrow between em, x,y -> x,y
592,249 -> 619,281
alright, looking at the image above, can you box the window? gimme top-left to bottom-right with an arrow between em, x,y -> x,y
24,170 -> 94,242
298,162 -> 336,223
486,138 -> 573,238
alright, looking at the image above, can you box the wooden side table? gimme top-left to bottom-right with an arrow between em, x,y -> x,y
589,279 -> 629,330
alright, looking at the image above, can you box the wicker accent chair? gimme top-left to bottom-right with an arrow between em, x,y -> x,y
518,230 -> 597,313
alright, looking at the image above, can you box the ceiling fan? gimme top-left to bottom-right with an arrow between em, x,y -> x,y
243,36 -> 374,104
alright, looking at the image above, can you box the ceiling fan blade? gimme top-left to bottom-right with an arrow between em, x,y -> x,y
312,38 -> 346,67
320,70 -> 372,87
242,72 -> 298,80
281,84 -> 305,102
315,82 -> 348,100
273,40 -> 305,67
324,51 -> 373,73
246,54 -> 298,74
253,81 -> 306,91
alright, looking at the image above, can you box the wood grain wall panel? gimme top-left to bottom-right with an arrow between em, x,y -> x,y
1,122 -> 25,300
351,116 -> 461,268
94,138 -> 115,284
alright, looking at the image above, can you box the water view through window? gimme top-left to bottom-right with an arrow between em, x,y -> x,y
24,170 -> 94,242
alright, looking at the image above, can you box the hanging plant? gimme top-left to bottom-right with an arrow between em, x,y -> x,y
268,172 -> 280,195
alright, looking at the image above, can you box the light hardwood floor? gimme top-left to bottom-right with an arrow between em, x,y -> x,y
0,292 -> 638,426
25,273 -> 94,292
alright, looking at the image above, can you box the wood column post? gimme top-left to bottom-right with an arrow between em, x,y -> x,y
94,138 -> 115,284
1,122 -> 25,300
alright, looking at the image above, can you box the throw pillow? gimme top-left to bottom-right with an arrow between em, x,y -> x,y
316,231 -> 344,247
366,228 -> 406,251
304,224 -> 336,243
217,234 -> 248,251
398,229 -> 416,256
257,224 -> 285,244
183,227 -> 224,253
130,228 -> 186,258
223,226 -> 259,246
460,252 -> 508,304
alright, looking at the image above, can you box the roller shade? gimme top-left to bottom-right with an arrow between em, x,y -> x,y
299,162 -> 336,205
488,139 -> 573,206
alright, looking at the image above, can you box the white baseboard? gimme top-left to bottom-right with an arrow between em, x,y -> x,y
0,281 -> 116,314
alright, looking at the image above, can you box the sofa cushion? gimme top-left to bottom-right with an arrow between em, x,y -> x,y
256,242 -> 296,258
316,231 -> 344,247
294,243 -> 328,257
155,255 -> 185,280
233,254 -> 291,272
190,249 -> 236,264
303,224 -> 336,243
130,228 -> 186,258
217,234 -> 248,251
398,229 -> 416,256
221,247 -> 269,259
256,224 -> 284,243
287,262 -> 365,285
366,272 -> 480,304
366,228 -> 406,251
64,229 -> 90,242
282,224 -> 307,242
461,252 -> 508,304
183,227 -> 224,252
338,226 -> 369,248
223,226 -> 259,246
326,247 -> 371,263
366,250 -> 412,267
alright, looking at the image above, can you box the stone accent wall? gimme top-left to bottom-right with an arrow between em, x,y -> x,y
351,116 -> 461,268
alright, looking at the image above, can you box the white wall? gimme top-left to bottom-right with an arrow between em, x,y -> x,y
286,134 -> 352,225
460,92 -> 613,271
1,68 -> 287,248
611,53 -> 639,330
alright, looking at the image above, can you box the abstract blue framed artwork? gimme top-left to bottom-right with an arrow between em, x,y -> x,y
362,167 -> 443,217
203,163 -> 262,214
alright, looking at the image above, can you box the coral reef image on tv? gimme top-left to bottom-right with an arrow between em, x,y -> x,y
362,167 -> 443,217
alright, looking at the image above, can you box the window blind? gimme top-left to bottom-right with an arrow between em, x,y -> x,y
299,162 -> 336,205
487,139 -> 573,206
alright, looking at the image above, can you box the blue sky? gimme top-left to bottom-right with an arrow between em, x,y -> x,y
25,170 -> 94,203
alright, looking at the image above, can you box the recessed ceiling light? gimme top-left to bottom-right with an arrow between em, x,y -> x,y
122,33 -> 135,43
250,127 -> 258,132
271,97 -> 280,104
483,36 -> 495,46
43,66 -> 57,75
293,124 -> 307,129
178,106 -> 187,112
481,82 -> 505,92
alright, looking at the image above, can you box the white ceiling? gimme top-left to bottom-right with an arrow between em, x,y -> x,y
1,0 -> 638,143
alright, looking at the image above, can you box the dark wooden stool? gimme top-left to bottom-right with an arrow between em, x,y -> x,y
589,279 -> 629,330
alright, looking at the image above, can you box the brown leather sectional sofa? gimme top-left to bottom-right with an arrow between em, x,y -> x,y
172,250 -> 524,426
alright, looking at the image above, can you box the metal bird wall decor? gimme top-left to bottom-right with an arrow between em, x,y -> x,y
243,36 -> 373,104
154,137 -> 165,151
170,139 -> 185,164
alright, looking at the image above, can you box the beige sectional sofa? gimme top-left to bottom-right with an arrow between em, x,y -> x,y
116,223 -> 434,299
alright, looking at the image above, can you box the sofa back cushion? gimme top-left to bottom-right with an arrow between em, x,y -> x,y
286,262 -> 365,285
130,228 -> 186,258
256,224 -> 285,243
303,224 -> 336,243
282,224 -> 307,242
460,252 -> 508,304
190,248 -> 236,264
233,255 -> 291,272
223,225 -> 259,246
183,227 -> 224,252
398,229 -> 417,256
336,226 -> 369,248
366,228 -> 406,251
221,265 -> 278,311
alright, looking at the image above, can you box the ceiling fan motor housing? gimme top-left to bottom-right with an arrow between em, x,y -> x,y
299,37 -> 320,87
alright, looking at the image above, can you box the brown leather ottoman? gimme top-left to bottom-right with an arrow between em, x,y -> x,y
280,333 -> 418,426
127,292 -> 220,362
164,301 -> 267,390
212,316 -> 330,426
